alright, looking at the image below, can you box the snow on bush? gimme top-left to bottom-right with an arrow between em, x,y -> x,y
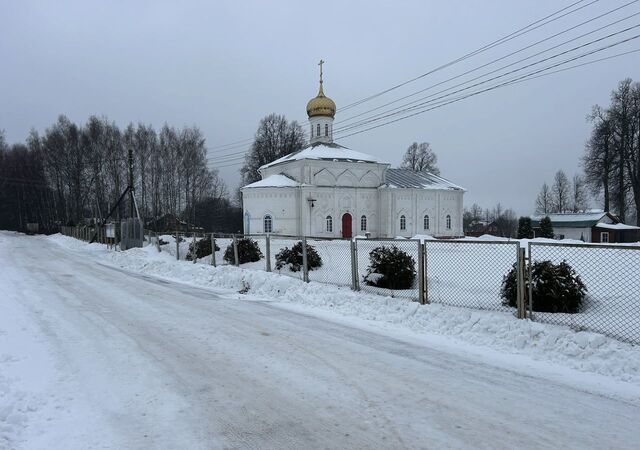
223,238 -> 263,264
501,260 -> 587,313
275,241 -> 323,272
364,245 -> 416,289
186,237 -> 219,261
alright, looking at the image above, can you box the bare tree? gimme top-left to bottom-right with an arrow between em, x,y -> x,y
551,170 -> 570,213
240,114 -> 306,185
582,79 -> 640,223
584,106 -> 614,212
535,183 -> 552,214
571,174 -> 588,212
401,142 -> 440,174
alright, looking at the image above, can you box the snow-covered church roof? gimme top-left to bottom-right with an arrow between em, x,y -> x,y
385,169 -> 465,191
260,142 -> 389,170
243,173 -> 302,188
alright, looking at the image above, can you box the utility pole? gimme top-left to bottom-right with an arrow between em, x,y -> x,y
128,145 -> 135,218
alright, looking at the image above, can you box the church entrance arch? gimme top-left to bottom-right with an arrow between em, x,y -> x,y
341,213 -> 352,239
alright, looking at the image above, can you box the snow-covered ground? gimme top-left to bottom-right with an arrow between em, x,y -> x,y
163,233 -> 640,342
2,231 -> 640,449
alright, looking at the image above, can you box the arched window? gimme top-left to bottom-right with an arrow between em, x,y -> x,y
400,215 -> 406,230
423,215 -> 430,230
446,215 -> 451,229
263,215 -> 273,233
360,215 -> 367,231
326,215 -> 333,232
317,124 -> 321,137
325,124 -> 329,137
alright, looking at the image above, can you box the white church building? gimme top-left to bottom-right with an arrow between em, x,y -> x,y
241,64 -> 465,239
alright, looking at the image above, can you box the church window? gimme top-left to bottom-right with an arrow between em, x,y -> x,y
446,215 -> 451,229
360,215 -> 367,231
325,124 -> 329,137
264,215 -> 273,233
423,215 -> 430,230
317,124 -> 321,137
326,215 -> 333,232
400,215 -> 406,231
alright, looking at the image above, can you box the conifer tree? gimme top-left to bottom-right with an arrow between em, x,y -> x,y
539,216 -> 554,238
517,217 -> 534,239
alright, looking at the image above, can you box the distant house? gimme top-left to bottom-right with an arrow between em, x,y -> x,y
465,221 -> 499,237
148,214 -> 204,233
531,212 -> 640,243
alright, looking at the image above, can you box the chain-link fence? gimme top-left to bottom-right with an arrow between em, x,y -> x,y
425,240 -> 520,313
58,226 -> 640,345
528,242 -> 640,344
306,237 -> 353,287
265,235 -> 301,280
355,238 -> 423,301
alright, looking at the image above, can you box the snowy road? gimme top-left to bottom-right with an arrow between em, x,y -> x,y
2,233 -> 640,449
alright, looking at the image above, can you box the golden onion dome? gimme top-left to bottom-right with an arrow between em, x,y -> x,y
306,83 -> 336,118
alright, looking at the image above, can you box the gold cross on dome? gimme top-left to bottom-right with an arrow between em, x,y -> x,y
318,59 -> 324,83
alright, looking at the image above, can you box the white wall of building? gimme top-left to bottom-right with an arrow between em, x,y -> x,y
242,187 -> 300,235
308,116 -> 334,144
242,182 -> 465,238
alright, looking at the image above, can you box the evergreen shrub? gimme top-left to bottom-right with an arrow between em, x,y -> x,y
224,238 -> 263,264
363,245 -> 416,290
501,260 -> 586,313
186,237 -> 220,260
275,241 -> 323,272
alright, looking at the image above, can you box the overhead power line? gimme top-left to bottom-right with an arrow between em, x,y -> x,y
205,0 -> 599,153
333,24 -> 640,135
338,0 -> 600,112
335,3 -> 640,128
334,35 -> 640,140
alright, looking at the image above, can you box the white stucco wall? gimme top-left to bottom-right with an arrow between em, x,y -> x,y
381,188 -> 464,238
243,158 -> 465,238
308,116 -> 334,144
242,187 -> 300,235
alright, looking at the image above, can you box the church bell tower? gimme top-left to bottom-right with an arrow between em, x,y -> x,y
306,60 -> 336,144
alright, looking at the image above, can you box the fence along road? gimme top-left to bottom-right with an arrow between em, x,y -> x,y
529,241 -> 640,344
60,227 -> 640,344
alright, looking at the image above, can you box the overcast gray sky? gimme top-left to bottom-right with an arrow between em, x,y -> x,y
1,0 -> 639,214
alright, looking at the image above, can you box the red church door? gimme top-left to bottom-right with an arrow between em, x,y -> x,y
342,213 -> 352,239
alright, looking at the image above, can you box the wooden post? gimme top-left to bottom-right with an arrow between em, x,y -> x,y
211,234 -> 216,267
233,235 -> 239,266
302,236 -> 309,283
192,233 -> 197,264
350,239 -> 360,291
176,231 -> 180,260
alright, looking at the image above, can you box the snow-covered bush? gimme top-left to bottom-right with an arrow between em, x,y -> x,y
501,260 -> 587,313
186,237 -> 220,260
223,238 -> 263,264
275,241 -> 323,272
363,245 -> 416,290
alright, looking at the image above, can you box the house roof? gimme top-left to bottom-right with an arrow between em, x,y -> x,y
260,142 -> 388,169
242,173 -> 301,189
384,169 -> 465,191
595,222 -> 640,231
531,212 -> 614,228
